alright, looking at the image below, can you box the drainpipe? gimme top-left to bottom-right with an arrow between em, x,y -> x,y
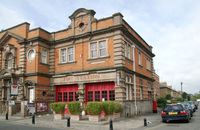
132,45 -> 137,115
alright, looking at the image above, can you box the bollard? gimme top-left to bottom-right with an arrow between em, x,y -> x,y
67,117 -> 70,127
144,118 -> 147,127
109,119 -> 113,130
32,113 -> 35,124
6,112 -> 8,120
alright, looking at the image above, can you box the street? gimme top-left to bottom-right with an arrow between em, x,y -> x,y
134,108 -> 200,130
0,107 -> 199,130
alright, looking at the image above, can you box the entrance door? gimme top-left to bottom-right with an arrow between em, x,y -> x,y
56,84 -> 78,102
85,82 -> 115,102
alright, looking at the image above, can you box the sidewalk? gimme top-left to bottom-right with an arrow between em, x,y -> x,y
0,113 -> 162,130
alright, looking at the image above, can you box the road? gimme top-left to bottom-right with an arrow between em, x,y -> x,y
0,121 -> 66,130
134,108 -> 200,130
0,107 -> 199,130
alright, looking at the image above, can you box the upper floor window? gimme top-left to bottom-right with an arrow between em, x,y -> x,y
41,49 -> 48,64
124,43 -> 131,59
6,53 -> 13,69
68,47 -> 74,62
138,51 -> 142,66
146,58 -> 151,70
60,48 -> 67,63
60,46 -> 74,63
90,40 -> 107,58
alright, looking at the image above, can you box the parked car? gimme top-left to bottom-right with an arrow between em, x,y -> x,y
187,101 -> 196,112
181,102 -> 193,117
194,101 -> 198,110
161,104 -> 191,123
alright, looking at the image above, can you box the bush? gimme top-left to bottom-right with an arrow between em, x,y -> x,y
113,102 -> 122,113
86,102 -> 102,115
102,101 -> 115,115
68,102 -> 81,115
50,102 -> 66,114
102,101 -> 122,115
157,97 -> 167,109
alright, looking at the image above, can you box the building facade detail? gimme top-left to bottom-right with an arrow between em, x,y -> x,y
0,8 -> 157,116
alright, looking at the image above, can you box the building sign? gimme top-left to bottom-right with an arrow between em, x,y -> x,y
27,103 -> 35,114
8,100 -> 15,106
11,84 -> 18,96
54,72 -> 116,84
36,102 -> 48,112
29,88 -> 35,103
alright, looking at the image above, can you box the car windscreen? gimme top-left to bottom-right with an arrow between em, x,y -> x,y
164,105 -> 183,111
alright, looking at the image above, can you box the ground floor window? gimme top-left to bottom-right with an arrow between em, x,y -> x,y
56,84 -> 78,102
85,82 -> 115,102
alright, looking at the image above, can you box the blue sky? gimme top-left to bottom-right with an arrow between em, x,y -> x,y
1,0 -> 200,94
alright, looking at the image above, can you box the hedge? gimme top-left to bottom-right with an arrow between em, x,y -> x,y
86,102 -> 102,115
50,102 -> 66,114
68,102 -> 81,115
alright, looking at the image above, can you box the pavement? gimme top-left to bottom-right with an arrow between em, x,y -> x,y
0,112 -> 162,130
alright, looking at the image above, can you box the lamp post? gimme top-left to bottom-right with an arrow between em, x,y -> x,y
181,82 -> 183,93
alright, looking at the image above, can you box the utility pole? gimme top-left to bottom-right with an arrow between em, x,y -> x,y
181,82 -> 183,93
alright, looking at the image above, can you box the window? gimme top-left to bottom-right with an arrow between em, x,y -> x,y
102,91 -> 107,101
63,92 -> 68,102
60,48 -> 67,63
27,49 -> 36,61
99,40 -> 106,57
90,42 -> 97,58
90,40 -> 107,58
88,91 -> 93,101
41,49 -> 48,64
109,90 -> 115,101
75,92 -> 79,101
58,92 -> 62,101
138,51 -> 142,66
125,43 -> 131,59
60,47 -> 75,63
95,91 -> 100,101
68,47 -> 74,62
6,53 -> 13,69
69,92 -> 73,101
146,58 -> 151,70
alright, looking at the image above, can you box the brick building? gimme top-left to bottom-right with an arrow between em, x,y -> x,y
160,82 -> 181,99
153,72 -> 160,99
0,8 -> 155,116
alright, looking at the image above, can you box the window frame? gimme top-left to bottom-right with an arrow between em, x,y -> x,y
89,39 -> 108,59
59,46 -> 75,64
138,51 -> 142,66
41,48 -> 48,64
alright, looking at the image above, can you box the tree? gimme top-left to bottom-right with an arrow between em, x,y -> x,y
182,92 -> 188,100
165,94 -> 172,100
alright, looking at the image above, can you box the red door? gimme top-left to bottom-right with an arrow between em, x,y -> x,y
56,84 -> 78,102
85,82 -> 115,102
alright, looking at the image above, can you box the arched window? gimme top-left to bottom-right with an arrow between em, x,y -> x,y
6,53 -> 13,69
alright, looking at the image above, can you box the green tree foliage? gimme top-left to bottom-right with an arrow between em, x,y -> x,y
165,94 -> 172,100
157,97 -> 167,108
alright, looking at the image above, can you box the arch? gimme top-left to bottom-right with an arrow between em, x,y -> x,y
69,8 -> 96,19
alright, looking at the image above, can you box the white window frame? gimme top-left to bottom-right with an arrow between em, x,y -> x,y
67,47 -> 74,62
146,58 -> 151,70
60,46 -> 75,63
41,49 -> 48,64
60,48 -> 67,63
89,39 -> 108,59
127,44 -> 131,59
27,49 -> 36,62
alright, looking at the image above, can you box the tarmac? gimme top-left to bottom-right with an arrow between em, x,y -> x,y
0,112 -> 162,130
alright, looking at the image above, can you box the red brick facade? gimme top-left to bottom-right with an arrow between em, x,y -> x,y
0,8 -> 155,116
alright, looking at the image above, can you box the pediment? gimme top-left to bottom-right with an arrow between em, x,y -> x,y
69,8 -> 96,19
0,31 -> 25,47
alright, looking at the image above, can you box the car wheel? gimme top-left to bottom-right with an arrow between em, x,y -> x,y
186,119 -> 190,123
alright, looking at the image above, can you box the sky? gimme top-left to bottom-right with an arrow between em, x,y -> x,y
0,0 -> 200,94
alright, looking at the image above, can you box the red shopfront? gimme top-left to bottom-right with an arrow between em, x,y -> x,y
85,82 -> 115,102
56,84 -> 78,102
